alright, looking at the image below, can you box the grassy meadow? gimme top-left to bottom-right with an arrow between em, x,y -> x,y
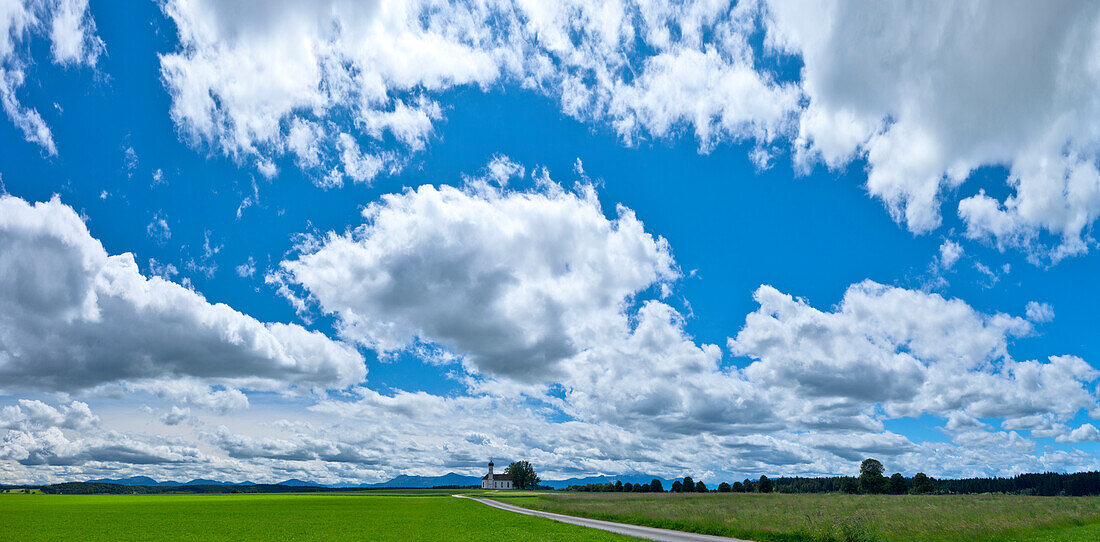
0,492 -> 633,541
501,492 -> 1100,542
8,489 -> 1100,541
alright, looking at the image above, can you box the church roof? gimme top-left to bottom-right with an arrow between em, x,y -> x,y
482,473 -> 513,481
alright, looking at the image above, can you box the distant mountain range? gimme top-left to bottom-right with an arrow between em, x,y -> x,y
86,476 -> 259,487
83,472 -> 675,489
539,474 -> 676,489
83,474 -> 476,488
353,472 -> 482,488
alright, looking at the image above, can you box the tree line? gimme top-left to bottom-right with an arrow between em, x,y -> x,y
565,460 -> 1100,496
565,475 -> 775,493
773,460 -> 1100,496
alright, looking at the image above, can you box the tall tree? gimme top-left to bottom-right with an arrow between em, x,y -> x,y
671,480 -> 683,493
614,480 -> 623,492
859,458 -> 888,494
718,482 -> 732,493
889,473 -> 907,494
841,477 -> 859,494
912,472 -> 935,494
504,461 -> 540,490
682,477 -> 695,493
695,480 -> 707,492
758,475 -> 773,493
649,479 -> 664,492
742,479 -> 754,493
732,481 -> 744,492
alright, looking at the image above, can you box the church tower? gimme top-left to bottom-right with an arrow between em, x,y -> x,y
488,459 -> 494,480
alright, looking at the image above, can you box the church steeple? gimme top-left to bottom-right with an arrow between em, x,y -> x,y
488,458 -> 494,479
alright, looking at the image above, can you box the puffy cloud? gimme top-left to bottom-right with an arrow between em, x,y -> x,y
160,406 -> 193,426
1,427 -> 204,466
121,378 -> 250,413
156,1 -> 1100,260
272,165 -> 1099,480
48,0 -> 101,66
1026,301 -> 1055,323
276,167 -> 787,436
159,0 -> 500,184
765,0 -> 1100,260
308,389 -> 703,479
0,399 -> 98,431
938,240 -> 963,270
0,399 -> 202,468
554,300 -> 770,435
303,384 -> 1098,483
0,195 -> 365,393
206,425 -> 382,465
277,174 -> 676,379
730,281 -> 1097,422
1057,424 -> 1100,443
159,0 -> 795,184
0,0 -> 102,154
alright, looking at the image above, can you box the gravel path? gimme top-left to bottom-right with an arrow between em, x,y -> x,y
453,494 -> 753,542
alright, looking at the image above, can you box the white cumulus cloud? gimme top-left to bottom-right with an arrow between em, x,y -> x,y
765,0 -> 1100,261
1026,301 -> 1055,324
277,173 -> 677,379
0,195 -> 365,394
731,281 -> 1097,423
158,0 -> 795,185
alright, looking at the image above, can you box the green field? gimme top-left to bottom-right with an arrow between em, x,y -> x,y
501,492 -> 1100,542
0,492 -> 633,541
9,490 -> 1100,541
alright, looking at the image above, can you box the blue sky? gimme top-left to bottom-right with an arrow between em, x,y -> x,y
2,1 -> 1100,485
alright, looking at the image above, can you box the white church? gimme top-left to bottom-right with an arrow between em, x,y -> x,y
481,459 -> 514,490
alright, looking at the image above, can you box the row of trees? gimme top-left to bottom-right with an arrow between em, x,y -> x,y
935,471 -> 1100,496
855,459 -> 936,494
565,475 -> 777,493
768,460 -> 943,495
768,459 -> 1100,496
716,476 -> 773,493
672,475 -> 776,493
563,460 -> 1100,497
566,479 -> 666,492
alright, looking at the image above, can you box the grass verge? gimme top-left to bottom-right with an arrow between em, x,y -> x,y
500,492 -> 1100,542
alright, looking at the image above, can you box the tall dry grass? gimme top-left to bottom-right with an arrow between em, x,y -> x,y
502,492 -> 1100,542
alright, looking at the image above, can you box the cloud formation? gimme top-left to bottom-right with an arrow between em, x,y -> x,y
0,399 -> 203,467
731,282 -> 1098,425
766,0 -> 1100,261
0,195 -> 365,394
0,0 -> 103,154
159,0 -> 1100,262
5,4 -> 1100,485
159,0 -> 795,184
264,168 -> 1100,484
278,173 -> 676,379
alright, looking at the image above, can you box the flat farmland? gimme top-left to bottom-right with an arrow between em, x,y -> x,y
0,493 -> 633,541
501,492 -> 1100,542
